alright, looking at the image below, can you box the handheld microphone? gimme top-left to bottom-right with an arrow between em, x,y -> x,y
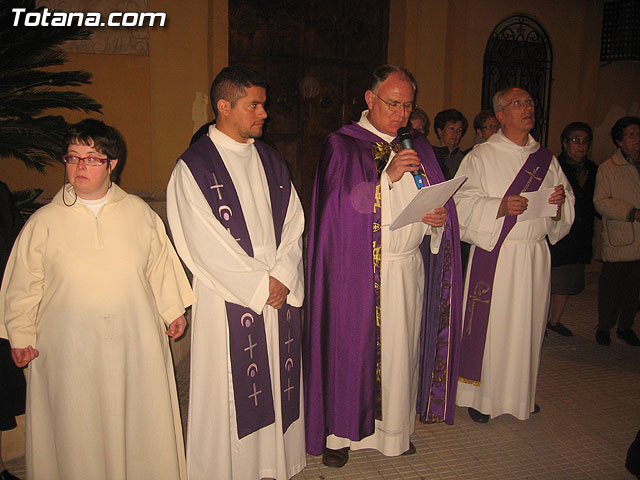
397,127 -> 425,189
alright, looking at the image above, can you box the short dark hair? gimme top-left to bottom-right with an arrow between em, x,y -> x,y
210,65 -> 268,117
369,64 -> 416,92
433,109 -> 468,139
63,119 -> 127,183
560,121 -> 593,147
611,116 -> 640,147
473,110 -> 497,131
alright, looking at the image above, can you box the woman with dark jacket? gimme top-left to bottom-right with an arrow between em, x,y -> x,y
548,122 -> 598,336
0,181 -> 26,480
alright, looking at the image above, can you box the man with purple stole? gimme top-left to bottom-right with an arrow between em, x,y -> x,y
167,66 -> 306,479
455,87 -> 575,423
304,65 -> 464,467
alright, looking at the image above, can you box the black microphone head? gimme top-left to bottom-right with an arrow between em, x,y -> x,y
397,127 -> 412,149
397,126 -> 411,139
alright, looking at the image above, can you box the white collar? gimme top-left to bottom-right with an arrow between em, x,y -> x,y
77,188 -> 110,206
488,129 -> 540,155
208,125 -> 255,152
358,110 -> 396,143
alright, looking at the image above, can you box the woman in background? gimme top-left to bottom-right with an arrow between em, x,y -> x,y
0,180 -> 26,480
548,122 -> 598,336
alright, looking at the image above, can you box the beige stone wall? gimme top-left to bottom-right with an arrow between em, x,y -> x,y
3,0 -> 638,192
389,0 -> 639,160
2,0 -> 227,199
591,61 -> 640,164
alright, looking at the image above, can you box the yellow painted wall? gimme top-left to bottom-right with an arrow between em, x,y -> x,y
592,61 -> 640,163
1,0 -> 227,198
2,0 -> 638,195
1,51 -> 152,198
390,0 -> 639,161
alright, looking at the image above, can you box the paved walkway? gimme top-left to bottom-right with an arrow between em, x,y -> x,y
6,270 -> 639,479
293,271 -> 640,479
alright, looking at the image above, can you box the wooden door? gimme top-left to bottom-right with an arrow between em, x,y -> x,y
229,0 -> 389,212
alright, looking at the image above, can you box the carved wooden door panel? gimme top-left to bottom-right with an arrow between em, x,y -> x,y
229,0 -> 389,212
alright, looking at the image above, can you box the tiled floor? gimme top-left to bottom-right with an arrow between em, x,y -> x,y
5,268 -> 639,479
290,271 -> 639,480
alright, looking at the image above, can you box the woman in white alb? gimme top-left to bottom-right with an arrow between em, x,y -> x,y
0,119 -> 194,480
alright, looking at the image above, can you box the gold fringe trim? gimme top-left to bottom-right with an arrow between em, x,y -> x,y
458,376 -> 481,386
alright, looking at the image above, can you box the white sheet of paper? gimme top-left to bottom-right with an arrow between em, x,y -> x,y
518,187 -> 557,222
390,176 -> 467,231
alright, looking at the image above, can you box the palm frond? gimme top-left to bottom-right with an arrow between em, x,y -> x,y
0,70 -> 93,90
0,90 -> 102,118
0,0 -> 102,171
0,48 -> 67,73
11,188 -> 44,218
0,116 -> 68,171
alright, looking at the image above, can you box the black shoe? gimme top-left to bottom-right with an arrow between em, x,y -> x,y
401,442 -> 416,456
617,329 -> 640,346
532,403 -> 540,414
468,407 -> 490,423
322,447 -> 349,468
547,322 -> 573,337
0,470 -> 21,480
596,329 -> 611,346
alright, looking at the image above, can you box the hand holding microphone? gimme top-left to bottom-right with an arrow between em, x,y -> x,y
386,127 -> 425,189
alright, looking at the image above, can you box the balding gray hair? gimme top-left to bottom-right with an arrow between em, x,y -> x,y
492,89 -> 512,113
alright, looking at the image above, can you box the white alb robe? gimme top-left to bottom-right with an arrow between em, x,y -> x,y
0,184 -> 194,480
454,130 -> 574,420
326,112 -> 443,456
166,127 -> 306,479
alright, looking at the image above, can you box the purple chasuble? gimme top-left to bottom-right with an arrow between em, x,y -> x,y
458,146 -> 553,385
303,123 -> 464,455
180,135 -> 301,439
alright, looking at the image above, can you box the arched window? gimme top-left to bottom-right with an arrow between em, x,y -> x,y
481,14 -> 553,144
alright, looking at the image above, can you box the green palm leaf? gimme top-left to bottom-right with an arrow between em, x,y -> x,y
0,0 -> 102,171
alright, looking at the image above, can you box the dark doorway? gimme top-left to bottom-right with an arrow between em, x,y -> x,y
229,0 -> 389,211
481,14 -> 553,145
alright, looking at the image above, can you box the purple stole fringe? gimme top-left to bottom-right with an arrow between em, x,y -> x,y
458,146 -> 553,384
180,136 -> 301,438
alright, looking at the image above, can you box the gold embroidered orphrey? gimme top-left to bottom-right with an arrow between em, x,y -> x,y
371,142 -> 402,176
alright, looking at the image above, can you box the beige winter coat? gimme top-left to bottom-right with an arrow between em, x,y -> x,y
594,149 -> 640,262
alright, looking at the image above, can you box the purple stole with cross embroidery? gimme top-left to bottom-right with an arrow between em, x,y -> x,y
458,146 -> 553,385
180,135 -> 301,439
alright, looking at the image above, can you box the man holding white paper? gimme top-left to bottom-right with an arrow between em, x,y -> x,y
454,87 -> 575,423
304,65 -> 464,467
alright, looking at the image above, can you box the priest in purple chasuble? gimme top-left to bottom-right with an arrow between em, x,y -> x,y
454,88 -> 574,423
166,66 -> 306,480
304,65 -> 464,467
